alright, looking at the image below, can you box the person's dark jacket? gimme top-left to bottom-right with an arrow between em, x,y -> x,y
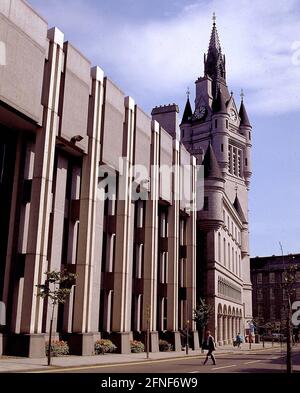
202,335 -> 216,351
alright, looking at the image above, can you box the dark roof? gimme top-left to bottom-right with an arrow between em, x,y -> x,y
181,98 -> 193,124
233,195 -> 247,223
208,21 -> 222,56
250,254 -> 300,270
239,100 -> 251,127
202,143 -> 222,179
204,20 -> 226,99
212,87 -> 227,113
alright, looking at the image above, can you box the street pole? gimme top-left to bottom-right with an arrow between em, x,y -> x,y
145,304 -> 151,359
286,298 -> 292,374
146,318 -> 150,359
186,320 -> 189,355
48,303 -> 55,366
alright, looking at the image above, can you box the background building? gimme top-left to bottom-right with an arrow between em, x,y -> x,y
251,253 -> 300,333
179,16 -> 253,344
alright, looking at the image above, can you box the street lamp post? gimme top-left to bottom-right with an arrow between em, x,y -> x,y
247,320 -> 252,350
286,296 -> 292,373
186,320 -> 190,355
145,304 -> 151,359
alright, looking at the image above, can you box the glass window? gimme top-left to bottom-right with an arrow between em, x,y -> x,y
270,305 -> 276,319
269,272 -> 275,284
257,273 -> 262,284
257,288 -> 263,300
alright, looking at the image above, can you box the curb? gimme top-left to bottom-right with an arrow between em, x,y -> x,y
0,345 -> 282,374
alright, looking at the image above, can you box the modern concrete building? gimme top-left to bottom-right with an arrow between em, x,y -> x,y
177,16 -> 253,345
0,1 -> 252,357
251,254 -> 300,332
0,0 -> 198,357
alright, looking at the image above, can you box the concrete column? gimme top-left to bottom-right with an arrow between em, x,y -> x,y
228,316 -> 232,344
232,316 -> 236,339
111,97 -> 135,354
61,165 -> 81,334
218,314 -> 223,345
223,316 -> 227,344
166,140 -> 180,351
42,155 -> 67,335
186,155 -> 198,349
70,67 -> 104,355
142,120 -> 159,352
15,28 -> 64,357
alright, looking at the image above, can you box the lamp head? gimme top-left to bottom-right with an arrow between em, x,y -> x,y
71,135 -> 83,143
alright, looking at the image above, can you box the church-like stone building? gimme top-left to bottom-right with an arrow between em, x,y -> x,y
152,16 -> 253,344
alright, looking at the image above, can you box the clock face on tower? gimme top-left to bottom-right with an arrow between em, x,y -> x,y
193,105 -> 207,121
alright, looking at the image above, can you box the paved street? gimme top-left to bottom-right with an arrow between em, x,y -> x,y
29,347 -> 300,374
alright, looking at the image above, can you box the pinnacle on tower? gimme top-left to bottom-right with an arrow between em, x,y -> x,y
233,195 -> 247,223
204,13 -> 226,98
212,87 -> 227,114
202,143 -> 222,179
239,97 -> 251,127
181,89 -> 193,124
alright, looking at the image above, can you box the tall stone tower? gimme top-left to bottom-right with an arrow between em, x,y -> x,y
180,15 -> 253,344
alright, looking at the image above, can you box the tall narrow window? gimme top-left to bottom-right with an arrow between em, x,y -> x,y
218,233 -> 221,262
215,119 -> 218,128
228,144 -> 243,177
238,150 -> 242,177
204,196 -> 209,211
228,243 -> 230,270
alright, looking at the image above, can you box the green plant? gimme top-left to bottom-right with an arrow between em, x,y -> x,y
193,298 -> 214,345
159,339 -> 173,352
36,269 -> 77,365
45,340 -> 69,357
95,339 -> 117,355
130,340 -> 144,353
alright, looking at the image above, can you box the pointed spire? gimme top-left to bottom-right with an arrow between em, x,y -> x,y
204,13 -> 226,98
233,195 -> 247,223
239,99 -> 251,127
202,143 -> 222,179
181,88 -> 193,124
208,13 -> 222,55
212,87 -> 227,113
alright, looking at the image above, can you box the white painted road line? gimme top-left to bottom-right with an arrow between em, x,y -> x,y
189,371 -> 200,373
244,360 -> 261,364
212,365 -> 237,370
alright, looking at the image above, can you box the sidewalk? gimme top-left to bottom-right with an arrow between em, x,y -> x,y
0,342 -> 282,373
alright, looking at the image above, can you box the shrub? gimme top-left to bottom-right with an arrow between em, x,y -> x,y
159,339 -> 173,352
95,339 -> 117,355
46,340 -> 69,357
130,340 -> 145,353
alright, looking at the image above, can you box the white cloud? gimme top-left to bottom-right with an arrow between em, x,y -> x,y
28,0 -> 300,116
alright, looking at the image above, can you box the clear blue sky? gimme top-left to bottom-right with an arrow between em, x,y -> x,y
28,0 -> 300,257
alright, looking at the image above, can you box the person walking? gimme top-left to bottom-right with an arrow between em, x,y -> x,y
235,333 -> 243,349
202,330 -> 216,365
